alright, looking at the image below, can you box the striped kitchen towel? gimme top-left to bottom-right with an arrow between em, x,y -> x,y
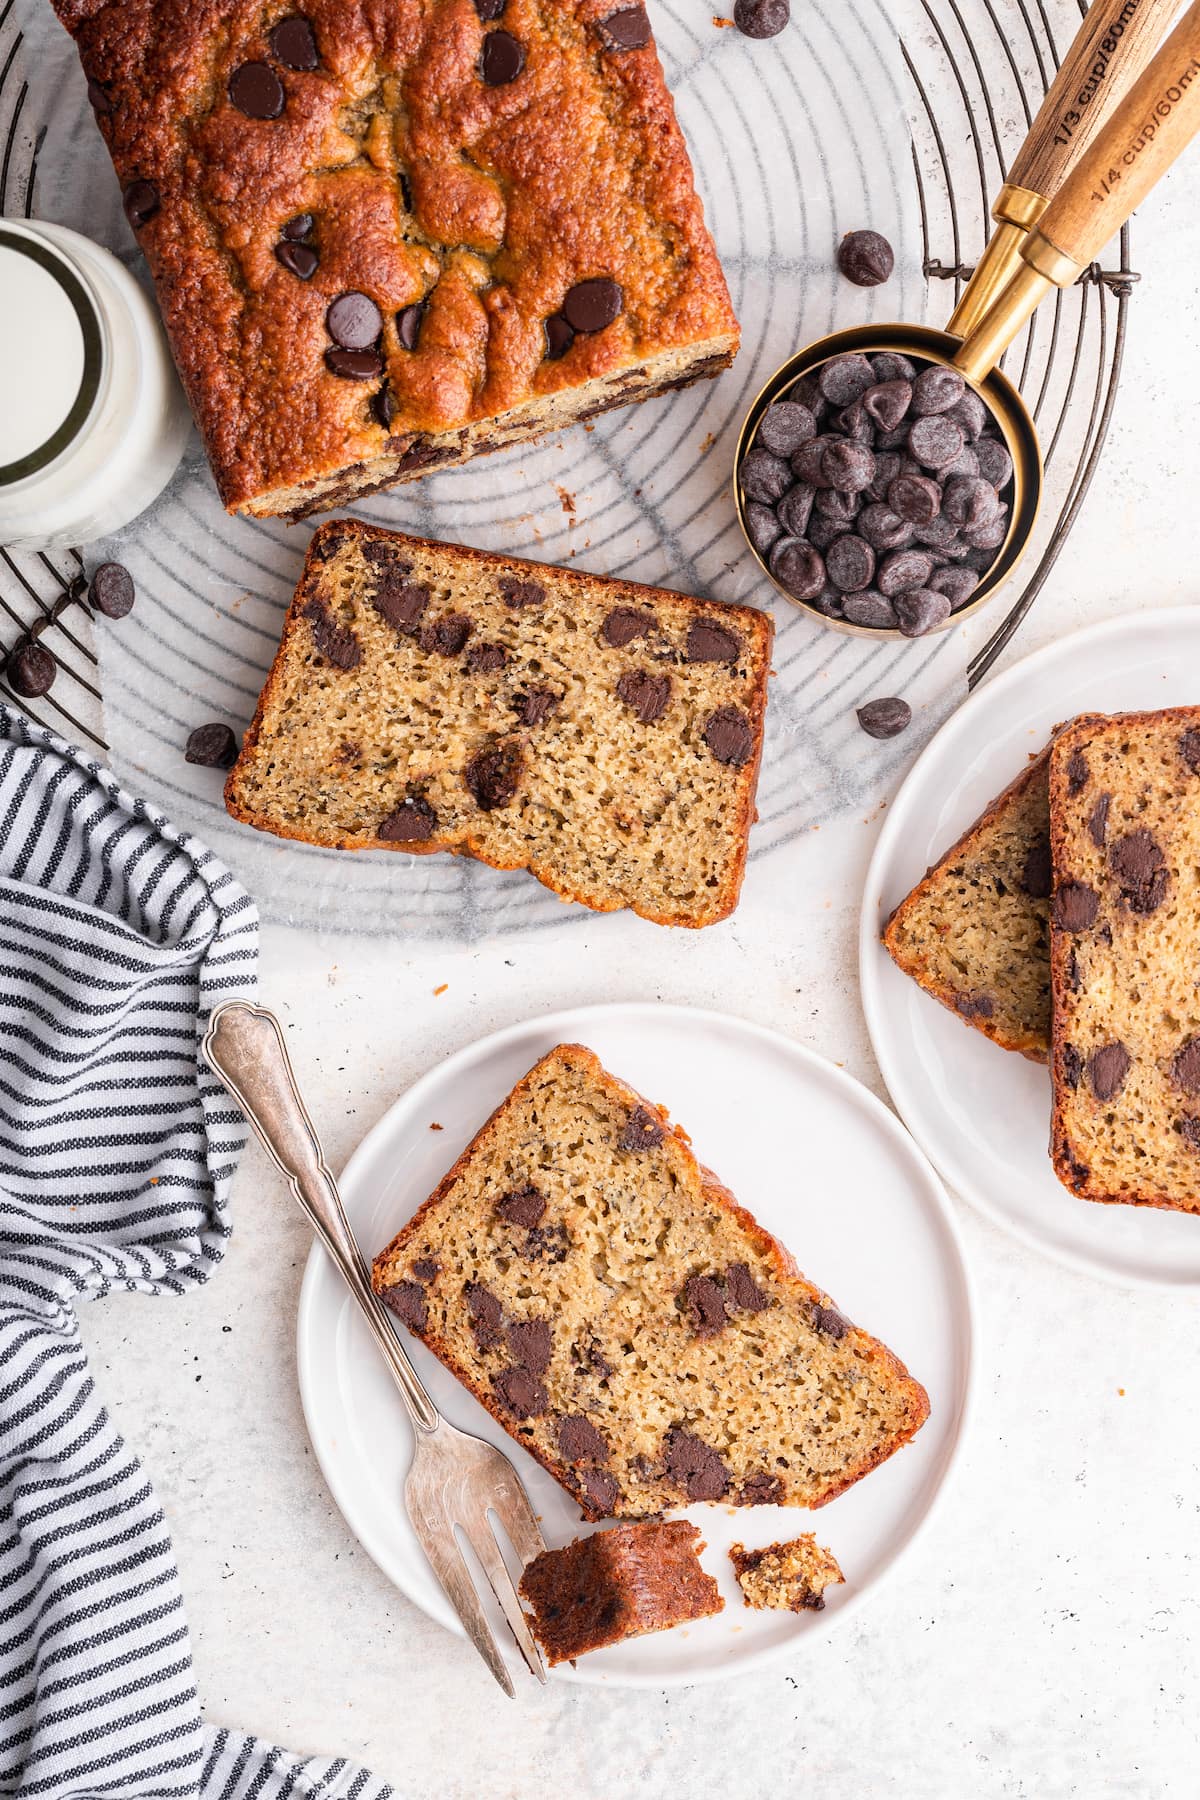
0,707 -> 391,1800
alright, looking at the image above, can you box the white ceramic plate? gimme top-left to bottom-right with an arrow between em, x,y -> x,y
860,606 -> 1200,1291
297,1003 -> 973,1688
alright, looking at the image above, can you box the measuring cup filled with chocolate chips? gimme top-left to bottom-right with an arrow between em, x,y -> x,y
736,0 -> 1200,639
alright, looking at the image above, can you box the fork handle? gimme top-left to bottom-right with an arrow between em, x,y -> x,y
203,999 -> 439,1434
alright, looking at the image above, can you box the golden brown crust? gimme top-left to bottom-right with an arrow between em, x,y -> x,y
372,1043 -> 930,1520
225,519 -> 772,928
51,0 -> 738,516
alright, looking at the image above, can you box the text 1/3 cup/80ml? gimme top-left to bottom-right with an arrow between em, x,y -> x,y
0,219 -> 191,551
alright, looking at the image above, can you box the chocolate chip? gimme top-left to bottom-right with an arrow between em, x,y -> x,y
894,588 -> 950,637
928,566 -> 979,609
86,76 -> 112,115
498,576 -> 544,609
566,281 -> 621,336
756,400 -> 816,458
303,598 -> 362,669
813,1304 -> 848,1338
908,415 -> 965,470
954,993 -> 995,1019
617,670 -> 671,724
724,1262 -> 769,1313
371,574 -> 429,635
558,1414 -> 610,1463
975,438 -> 1014,488
475,0 -> 507,15
826,534 -> 876,593
1171,1039 -> 1200,1095
516,687 -> 560,727
492,1366 -> 547,1418
544,314 -> 574,359
4,640 -> 55,698
523,1223 -> 570,1263
620,1105 -> 664,1151
496,1185 -> 546,1228
123,180 -> 160,229
776,485 -> 815,539
1066,749 -> 1089,793
372,385 -> 397,427
734,0 -> 790,36
327,291 -> 383,350
378,798 -> 437,843
1182,729 -> 1200,774
424,613 -> 473,657
742,448 -> 795,508
1110,829 -> 1167,914
862,381 -> 911,433
275,241 -> 318,279
703,706 -> 754,767
581,1467 -> 621,1512
466,1283 -> 505,1351
682,1275 -> 728,1337
89,562 -> 135,619
1053,881 -> 1099,932
1087,1042 -> 1130,1103
270,15 -> 320,69
887,473 -> 941,526
856,696 -> 911,739
467,642 -> 507,674
229,62 -> 285,119
911,365 -> 965,416
412,1259 -> 439,1283
837,229 -> 894,287
769,537 -> 825,602
685,621 -> 740,663
506,1318 -> 552,1376
1020,834 -> 1052,900
821,441 -> 876,494
481,28 -> 525,84
941,476 -> 1000,530
817,354 -> 875,407
382,1281 -> 427,1330
281,213 -> 314,240
465,743 -> 521,810
598,5 -> 652,48
739,1473 -> 785,1505
1065,949 -> 1081,993
1063,1044 -> 1082,1089
325,347 -> 383,380
663,1428 -> 729,1501
184,722 -> 239,768
1087,794 -> 1111,849
396,302 -> 426,351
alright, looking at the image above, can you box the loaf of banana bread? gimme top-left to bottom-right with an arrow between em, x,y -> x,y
372,1044 -> 930,1521
50,0 -> 738,518
225,521 -> 772,928
1049,709 -> 1200,1211
519,1522 -> 723,1664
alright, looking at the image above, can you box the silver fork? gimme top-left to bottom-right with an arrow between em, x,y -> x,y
202,999 -> 548,1695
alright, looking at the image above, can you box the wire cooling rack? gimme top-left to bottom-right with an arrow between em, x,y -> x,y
0,0 -> 1137,749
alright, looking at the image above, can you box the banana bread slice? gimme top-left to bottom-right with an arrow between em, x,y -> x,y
372,1044 -> 930,1520
729,1534 -> 844,1612
226,521 -> 772,928
519,1521 -> 722,1664
1049,709 -> 1200,1211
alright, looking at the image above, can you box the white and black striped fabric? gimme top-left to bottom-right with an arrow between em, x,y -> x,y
0,707 -> 391,1800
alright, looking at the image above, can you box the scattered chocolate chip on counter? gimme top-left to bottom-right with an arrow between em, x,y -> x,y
837,230 -> 895,288
857,696 -> 912,739
185,722 -> 240,769
733,0 -> 790,37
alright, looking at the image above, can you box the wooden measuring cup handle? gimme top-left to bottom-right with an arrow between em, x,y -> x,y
1032,0 -> 1200,270
1008,0 -> 1181,200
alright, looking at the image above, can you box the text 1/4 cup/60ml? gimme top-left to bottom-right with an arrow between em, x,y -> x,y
0,218 -> 191,551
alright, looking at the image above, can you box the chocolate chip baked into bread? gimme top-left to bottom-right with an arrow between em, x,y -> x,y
225,522 -> 772,927
372,1044 -> 930,1520
1049,710 -> 1200,1212
51,0 -> 739,518
519,1522 -> 723,1663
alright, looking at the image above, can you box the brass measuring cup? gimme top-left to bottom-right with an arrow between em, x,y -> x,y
736,0 -> 1200,637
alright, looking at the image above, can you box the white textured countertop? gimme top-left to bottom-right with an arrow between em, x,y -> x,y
74,52 -> 1200,1800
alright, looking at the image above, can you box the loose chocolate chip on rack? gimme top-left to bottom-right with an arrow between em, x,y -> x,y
378,797 -> 437,842
843,590 -> 897,629
481,28 -> 525,84
466,641 -> 507,674
184,721 -> 239,768
894,587 -> 951,637
734,0 -> 791,39
90,561 -> 136,618
229,62 -> 285,119
686,620 -> 740,663
857,696 -> 911,738
123,180 -> 160,229
563,277 -> 624,333
598,5 -> 652,48
818,353 -> 875,407
327,291 -> 383,350
87,78 -> 113,115
704,705 -> 754,767
325,347 -> 383,380
275,241 -> 317,279
837,229 -> 894,287
544,314 -> 574,359
602,605 -> 654,647
281,213 -> 314,241
558,1415 -> 610,1463
516,687 -> 560,726
371,385 -> 397,427
396,301 -> 426,351
498,576 -> 545,609
6,641 -> 56,698
465,744 -> 522,810
270,15 -> 320,69
746,501 -> 784,555
475,0 -> 507,16
303,598 -> 362,669
617,669 -> 671,724
496,1184 -> 546,1228
908,414 -> 964,470
755,400 -> 816,457
1088,1042 -> 1131,1103
769,537 -> 825,602
621,1106 -> 665,1151
1053,881 -> 1099,932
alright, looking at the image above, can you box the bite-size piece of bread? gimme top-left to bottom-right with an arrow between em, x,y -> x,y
519,1521 -> 722,1664
729,1534 -> 844,1612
